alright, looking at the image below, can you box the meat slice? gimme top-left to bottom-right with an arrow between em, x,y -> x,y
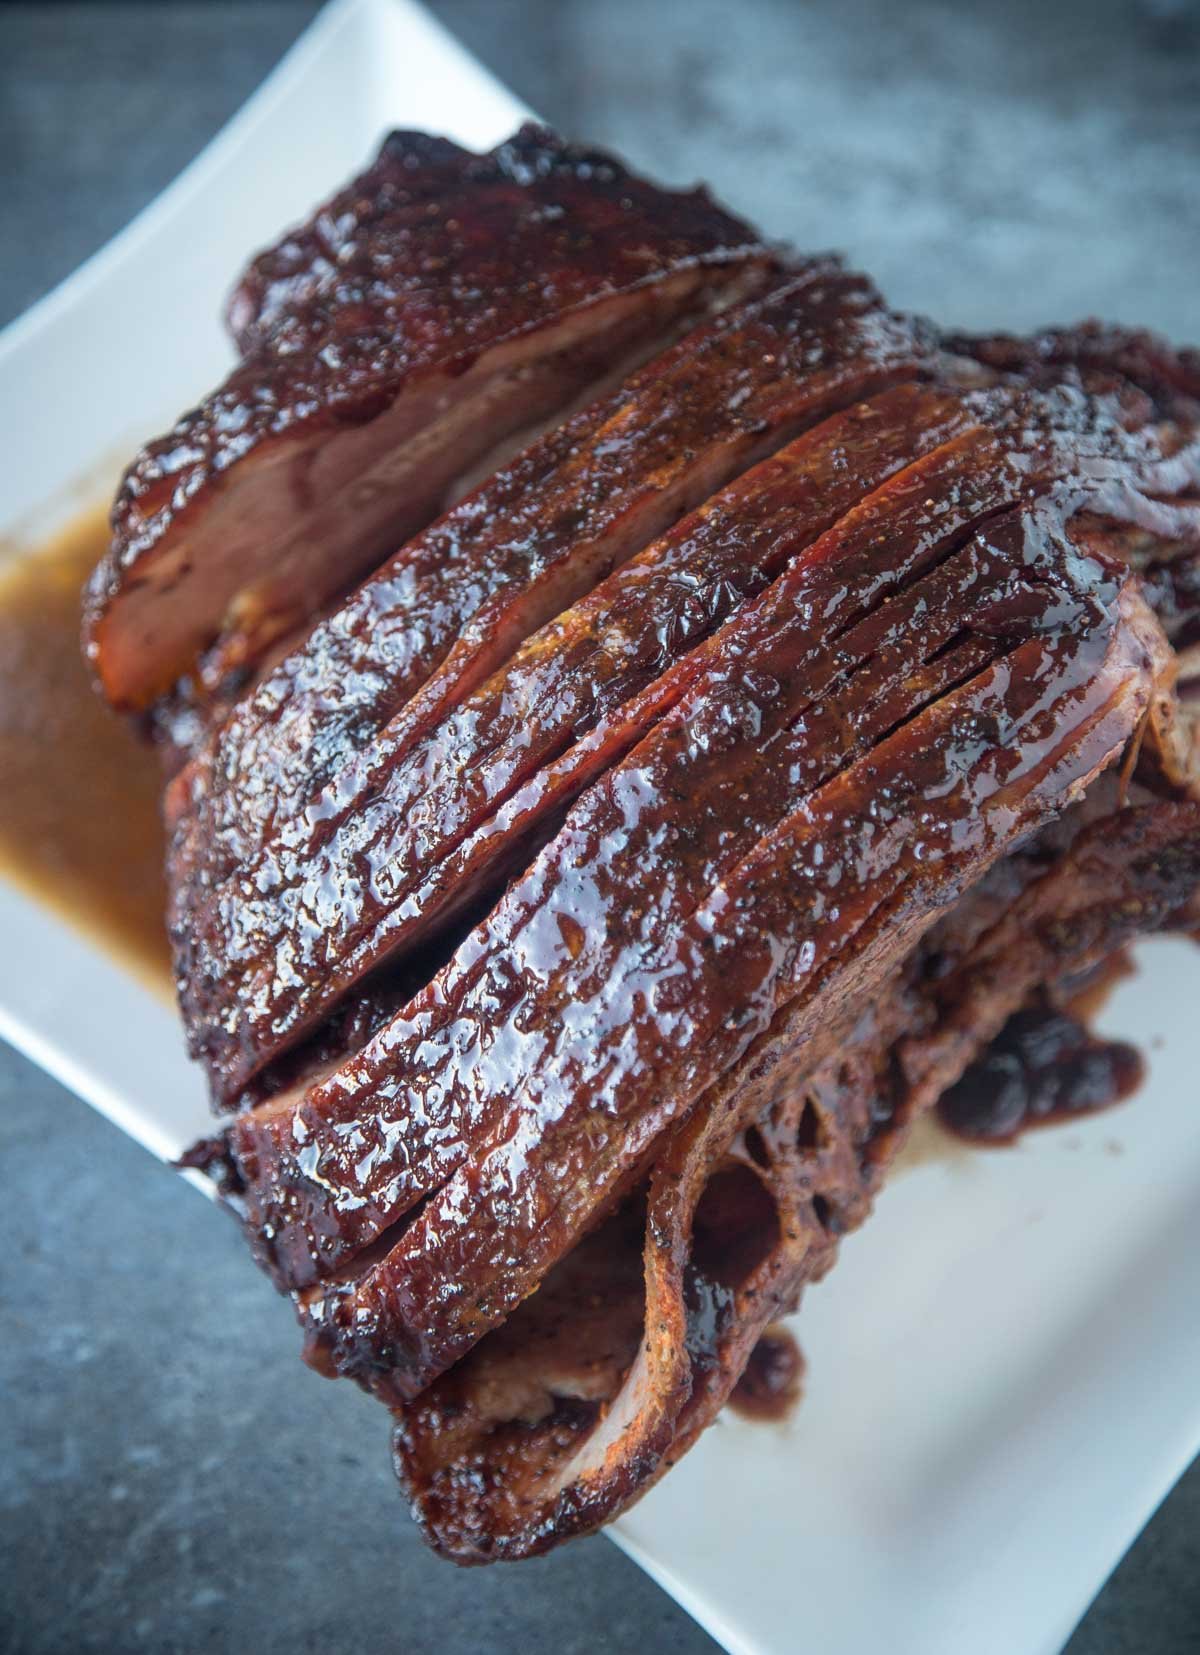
393,793 -> 1200,1561
177,381 -> 975,1099
174,373 -> 1200,1103
220,126 -> 765,359
84,125 -> 770,711
164,264 -> 933,930
315,574 -> 1156,1400
222,413 -> 1163,1339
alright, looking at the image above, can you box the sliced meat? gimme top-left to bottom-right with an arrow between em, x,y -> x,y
394,792 -> 1200,1561
178,381 -> 977,1099
83,125 -> 1200,1567
222,125 -> 763,358
85,125 -> 771,711
224,457 -> 1161,1354
299,574 -> 1156,1403
174,375 -> 1200,1103
164,265 -> 934,912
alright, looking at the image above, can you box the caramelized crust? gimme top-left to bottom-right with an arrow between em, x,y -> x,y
229,444 -> 1162,1299
164,267 -> 935,1087
85,124 -> 768,711
176,372 -> 1200,1103
86,127 -> 1200,1565
178,378 -> 968,1098
225,125 -> 759,358
947,320 -> 1200,422
395,794 -> 1200,1561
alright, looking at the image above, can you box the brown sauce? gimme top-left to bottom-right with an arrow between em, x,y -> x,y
937,990 -> 1144,1146
0,506 -> 171,993
729,1325 -> 805,1422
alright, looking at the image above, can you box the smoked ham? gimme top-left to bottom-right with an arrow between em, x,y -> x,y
91,127 -> 1200,1563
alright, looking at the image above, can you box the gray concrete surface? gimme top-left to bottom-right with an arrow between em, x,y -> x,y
1,3 -> 1198,1652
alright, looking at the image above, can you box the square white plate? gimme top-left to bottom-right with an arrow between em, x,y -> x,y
1,4 -> 1196,1652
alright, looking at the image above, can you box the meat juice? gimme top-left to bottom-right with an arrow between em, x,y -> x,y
0,506 -> 171,992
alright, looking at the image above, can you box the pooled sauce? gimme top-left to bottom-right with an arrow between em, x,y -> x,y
937,993 -> 1144,1146
0,506 -> 171,993
729,1326 -> 805,1422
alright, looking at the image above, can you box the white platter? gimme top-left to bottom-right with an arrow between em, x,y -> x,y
1,4 -> 1196,1652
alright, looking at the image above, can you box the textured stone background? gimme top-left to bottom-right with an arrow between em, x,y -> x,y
1,4 -> 1198,1653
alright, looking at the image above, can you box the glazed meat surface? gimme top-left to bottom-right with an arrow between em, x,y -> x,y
395,790 -> 1200,1559
166,266 -> 937,1100
89,127 -> 1200,1565
84,124 -> 768,713
231,500 -> 1162,1341
178,377 -> 966,1099
173,371 -> 1198,1103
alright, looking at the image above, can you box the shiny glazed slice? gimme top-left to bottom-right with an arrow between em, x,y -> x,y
294,557 -> 1160,1401
179,381 -> 974,1100
85,124 -> 769,710
394,792 -> 1200,1561
225,454 -> 1161,1338
175,376 -> 1200,1102
164,264 -> 931,916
